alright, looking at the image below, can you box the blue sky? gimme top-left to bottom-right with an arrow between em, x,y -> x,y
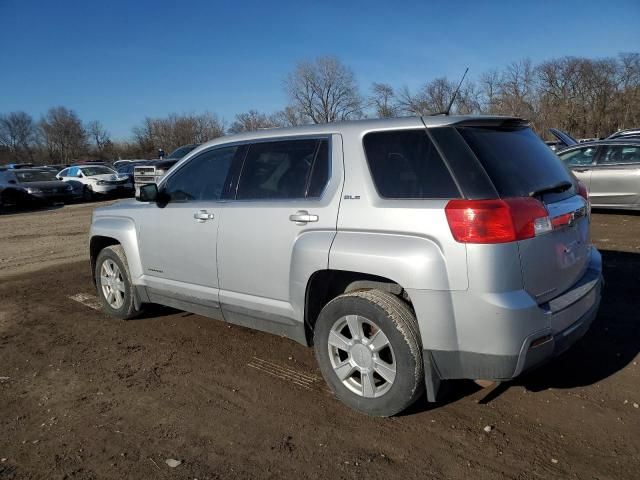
1,0 -> 638,139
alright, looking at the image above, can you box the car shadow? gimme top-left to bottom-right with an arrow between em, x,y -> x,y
516,249 -> 639,392
406,248 -> 640,413
592,207 -> 640,216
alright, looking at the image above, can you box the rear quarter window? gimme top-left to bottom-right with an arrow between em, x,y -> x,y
363,129 -> 460,199
457,126 -> 575,201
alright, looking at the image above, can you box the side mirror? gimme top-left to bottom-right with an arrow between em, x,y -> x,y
137,183 -> 158,202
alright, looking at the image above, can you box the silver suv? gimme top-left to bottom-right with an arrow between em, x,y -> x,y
89,116 -> 603,416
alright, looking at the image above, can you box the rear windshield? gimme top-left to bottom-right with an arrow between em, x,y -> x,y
14,170 -> 58,182
457,126 -> 574,200
81,166 -> 115,176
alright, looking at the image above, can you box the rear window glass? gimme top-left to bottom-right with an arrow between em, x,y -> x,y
457,126 -> 574,199
363,130 -> 460,199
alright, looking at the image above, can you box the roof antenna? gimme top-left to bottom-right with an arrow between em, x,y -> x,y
431,67 -> 469,116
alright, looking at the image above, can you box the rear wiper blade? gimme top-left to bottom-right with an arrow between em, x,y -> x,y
529,180 -> 572,198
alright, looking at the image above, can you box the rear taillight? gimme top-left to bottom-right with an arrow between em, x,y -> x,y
445,198 -> 551,244
576,181 -> 590,213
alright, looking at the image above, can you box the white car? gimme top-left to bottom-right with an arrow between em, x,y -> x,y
56,164 -> 134,201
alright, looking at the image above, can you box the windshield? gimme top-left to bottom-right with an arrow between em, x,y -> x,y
168,145 -> 197,158
14,170 -> 58,182
81,166 -> 116,176
457,126 -> 575,201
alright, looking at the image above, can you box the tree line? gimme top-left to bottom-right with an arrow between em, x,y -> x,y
1,53 -> 638,165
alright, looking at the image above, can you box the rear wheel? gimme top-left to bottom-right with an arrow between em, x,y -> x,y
314,289 -> 424,416
95,245 -> 143,320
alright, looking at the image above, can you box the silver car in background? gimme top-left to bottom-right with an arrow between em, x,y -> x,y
557,138 -> 640,210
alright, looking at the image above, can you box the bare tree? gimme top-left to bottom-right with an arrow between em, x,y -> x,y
369,83 -> 398,118
396,78 -> 480,116
229,110 -> 278,133
39,107 -> 87,163
132,112 -> 224,157
285,56 -> 363,123
0,111 -> 37,160
86,120 -> 111,158
270,106 -> 308,127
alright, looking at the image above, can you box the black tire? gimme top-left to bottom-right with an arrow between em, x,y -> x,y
314,289 -> 424,417
82,186 -> 93,202
94,245 -> 143,320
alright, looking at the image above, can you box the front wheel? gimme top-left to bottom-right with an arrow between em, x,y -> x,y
314,289 -> 424,416
95,245 -> 143,319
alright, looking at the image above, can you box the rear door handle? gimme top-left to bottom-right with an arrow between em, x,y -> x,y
289,210 -> 318,225
194,209 -> 214,222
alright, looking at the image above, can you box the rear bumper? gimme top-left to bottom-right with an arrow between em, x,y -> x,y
422,247 -> 603,381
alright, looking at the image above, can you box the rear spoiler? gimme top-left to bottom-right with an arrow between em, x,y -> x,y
449,117 -> 530,128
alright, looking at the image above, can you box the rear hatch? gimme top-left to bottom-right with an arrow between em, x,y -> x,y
457,125 -> 590,304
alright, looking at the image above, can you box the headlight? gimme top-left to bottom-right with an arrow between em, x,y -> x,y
96,180 -> 106,185
155,169 -> 166,176
26,187 -> 42,194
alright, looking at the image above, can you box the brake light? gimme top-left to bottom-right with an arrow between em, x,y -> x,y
576,181 -> 590,212
445,198 -> 551,244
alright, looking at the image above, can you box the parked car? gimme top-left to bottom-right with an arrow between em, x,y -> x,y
0,167 -> 73,208
89,116 -> 602,416
556,137 -> 640,210
113,159 -> 148,170
57,164 -> 134,201
116,160 -> 150,183
133,144 -> 200,194
606,128 -> 640,140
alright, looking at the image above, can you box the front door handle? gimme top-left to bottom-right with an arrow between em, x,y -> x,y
289,210 -> 318,225
194,209 -> 214,222
573,168 -> 590,173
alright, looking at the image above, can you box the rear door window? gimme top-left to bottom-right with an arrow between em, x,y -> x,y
363,129 -> 460,199
236,138 -> 329,200
457,126 -> 574,200
598,145 -> 640,165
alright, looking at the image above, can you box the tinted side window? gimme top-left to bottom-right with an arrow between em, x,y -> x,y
558,147 -> 597,166
599,145 -> 640,165
68,167 -> 79,176
236,139 -> 322,200
163,146 -> 236,202
363,130 -> 460,199
58,168 -> 69,177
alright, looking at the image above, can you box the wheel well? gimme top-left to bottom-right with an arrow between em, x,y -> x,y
304,270 -> 410,345
89,236 -> 120,285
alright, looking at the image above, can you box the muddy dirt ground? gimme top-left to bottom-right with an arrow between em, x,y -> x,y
1,202 -> 639,479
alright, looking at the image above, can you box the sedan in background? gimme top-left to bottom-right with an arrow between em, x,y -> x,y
557,138 -> 640,210
0,167 -> 73,208
56,165 -> 134,201
606,128 -> 640,140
